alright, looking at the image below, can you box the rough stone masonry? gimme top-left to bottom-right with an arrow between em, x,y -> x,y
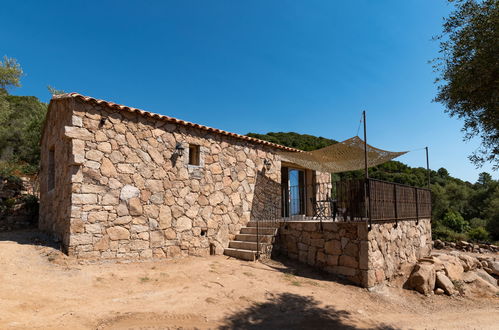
39,94 -> 305,259
276,219 -> 432,287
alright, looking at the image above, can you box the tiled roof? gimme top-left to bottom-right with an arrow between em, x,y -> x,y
54,93 -> 301,152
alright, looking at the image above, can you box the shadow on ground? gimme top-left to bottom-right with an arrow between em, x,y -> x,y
258,254 -> 355,287
220,292 -> 397,330
0,229 -> 60,249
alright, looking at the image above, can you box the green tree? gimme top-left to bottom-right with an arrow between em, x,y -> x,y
0,56 -> 23,91
433,0 -> 499,169
442,210 -> 469,233
0,56 -> 47,173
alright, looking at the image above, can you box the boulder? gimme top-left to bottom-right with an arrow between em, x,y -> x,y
436,254 -> 464,281
466,277 -> 499,297
462,271 -> 478,283
457,254 -> 480,271
434,239 -> 444,249
408,263 -> 436,295
487,260 -> 499,277
435,271 -> 456,295
474,269 -> 498,287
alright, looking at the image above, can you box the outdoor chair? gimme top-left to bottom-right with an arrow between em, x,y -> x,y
310,195 -> 337,220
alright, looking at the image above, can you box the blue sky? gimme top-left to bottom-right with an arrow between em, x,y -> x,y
1,0 -> 496,182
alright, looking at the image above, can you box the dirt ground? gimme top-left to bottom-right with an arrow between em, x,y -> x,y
1,230 -> 498,330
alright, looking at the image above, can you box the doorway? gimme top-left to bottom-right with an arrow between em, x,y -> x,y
282,167 -> 305,217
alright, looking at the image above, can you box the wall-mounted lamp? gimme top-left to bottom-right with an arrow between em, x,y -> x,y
175,143 -> 185,157
99,118 -> 107,127
263,159 -> 272,170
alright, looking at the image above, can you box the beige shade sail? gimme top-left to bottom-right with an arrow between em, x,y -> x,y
278,136 -> 407,173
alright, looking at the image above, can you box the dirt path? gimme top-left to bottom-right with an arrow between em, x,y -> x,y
1,230 -> 498,329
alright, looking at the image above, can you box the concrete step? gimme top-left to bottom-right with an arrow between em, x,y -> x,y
224,248 -> 256,261
229,240 -> 269,251
246,221 -> 281,228
240,227 -> 277,235
235,234 -> 274,243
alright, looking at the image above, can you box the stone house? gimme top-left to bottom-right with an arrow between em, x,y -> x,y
39,93 -> 431,288
39,93 -> 329,260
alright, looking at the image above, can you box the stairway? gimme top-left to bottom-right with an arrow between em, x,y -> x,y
223,221 -> 280,261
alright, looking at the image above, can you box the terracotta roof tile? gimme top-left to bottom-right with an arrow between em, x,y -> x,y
53,93 -> 300,152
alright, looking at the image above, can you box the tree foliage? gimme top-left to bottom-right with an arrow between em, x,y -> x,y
251,131 -> 499,242
433,0 -> 499,169
0,57 -> 47,174
247,132 -> 337,151
0,56 -> 23,90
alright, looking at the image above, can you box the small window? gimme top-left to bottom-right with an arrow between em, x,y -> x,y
48,147 -> 55,191
188,144 -> 200,166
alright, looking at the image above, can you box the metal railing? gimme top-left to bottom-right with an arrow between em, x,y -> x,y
252,178 -> 431,258
367,178 -> 431,223
280,178 -> 431,223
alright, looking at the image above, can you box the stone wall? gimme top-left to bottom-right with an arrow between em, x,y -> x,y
367,218 -> 432,287
276,221 -> 369,286
41,97 -> 287,259
276,219 -> 432,288
39,98 -> 75,249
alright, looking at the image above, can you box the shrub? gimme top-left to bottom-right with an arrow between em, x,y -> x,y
469,217 -> 487,229
467,226 -> 489,242
432,222 -> 468,242
441,210 -> 469,233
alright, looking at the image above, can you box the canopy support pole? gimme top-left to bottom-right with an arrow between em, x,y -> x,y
363,110 -> 372,230
425,146 -> 430,189
363,111 -> 368,179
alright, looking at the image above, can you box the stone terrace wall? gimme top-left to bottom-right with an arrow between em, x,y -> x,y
39,99 -> 75,249
276,221 -> 369,286
43,98 -> 284,259
367,218 -> 432,287
276,219 -> 432,288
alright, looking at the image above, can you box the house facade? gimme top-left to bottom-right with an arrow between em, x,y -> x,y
39,93 -> 330,259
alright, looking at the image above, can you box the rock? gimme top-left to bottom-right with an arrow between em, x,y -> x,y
175,216 -> 192,232
100,157 -> 118,177
434,239 -> 444,249
474,269 -> 498,287
128,197 -> 143,216
147,146 -> 165,164
457,254 -> 480,272
462,271 -> 478,283
408,263 -> 436,295
434,288 -> 445,295
94,235 -> 110,251
457,240 -> 469,247
64,126 -> 93,140
436,254 -> 464,281
120,185 -> 140,201
467,277 -> 499,297
487,261 -> 499,276
435,271 -> 456,295
107,226 -> 130,240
